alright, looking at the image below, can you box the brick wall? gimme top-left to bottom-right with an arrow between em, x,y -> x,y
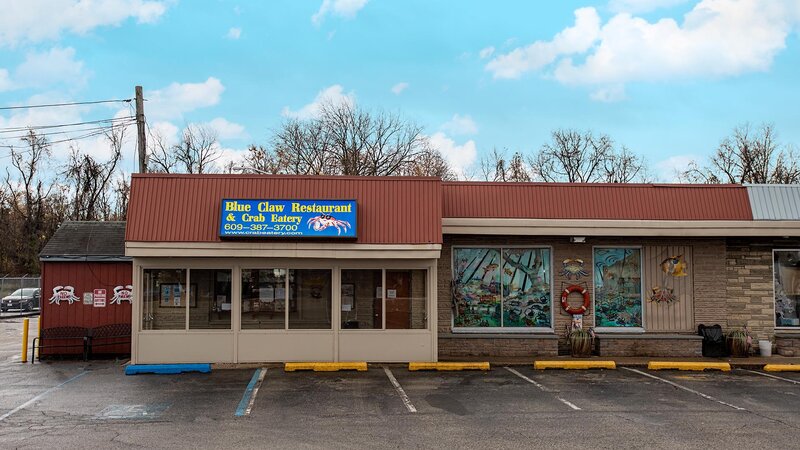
596,336 -> 702,357
438,335 -> 558,358
725,239 -> 778,341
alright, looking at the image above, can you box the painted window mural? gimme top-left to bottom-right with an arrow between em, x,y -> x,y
594,248 -> 643,328
452,247 -> 551,328
774,250 -> 800,327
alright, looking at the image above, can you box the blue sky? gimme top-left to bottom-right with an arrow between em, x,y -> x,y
1,0 -> 799,180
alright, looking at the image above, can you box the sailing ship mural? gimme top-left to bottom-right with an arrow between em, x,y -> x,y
453,247 -> 552,328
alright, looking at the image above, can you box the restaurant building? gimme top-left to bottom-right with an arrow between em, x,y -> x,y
120,174 -> 800,364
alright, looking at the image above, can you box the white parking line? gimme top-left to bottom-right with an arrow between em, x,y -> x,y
504,366 -> 581,411
383,366 -> 417,413
623,367 -> 746,411
740,369 -> 800,385
0,371 -> 88,422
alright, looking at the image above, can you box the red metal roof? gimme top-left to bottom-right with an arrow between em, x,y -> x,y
126,174 -> 442,244
442,182 -> 753,220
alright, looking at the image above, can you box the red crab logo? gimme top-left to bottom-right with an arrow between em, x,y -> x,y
307,214 -> 351,235
110,285 -> 133,305
49,286 -> 79,305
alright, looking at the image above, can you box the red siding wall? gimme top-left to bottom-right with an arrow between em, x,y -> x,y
40,261 -> 132,355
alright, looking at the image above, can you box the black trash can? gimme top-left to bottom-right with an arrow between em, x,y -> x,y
698,324 -> 728,357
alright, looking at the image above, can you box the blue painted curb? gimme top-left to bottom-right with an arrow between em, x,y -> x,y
125,363 -> 211,375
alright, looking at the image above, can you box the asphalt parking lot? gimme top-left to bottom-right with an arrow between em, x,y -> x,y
2,318 -> 800,449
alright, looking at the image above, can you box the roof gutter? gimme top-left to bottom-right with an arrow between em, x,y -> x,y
442,218 -> 800,237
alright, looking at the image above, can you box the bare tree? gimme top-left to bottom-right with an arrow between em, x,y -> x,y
148,124 -> 221,174
479,148 -> 531,182
241,101 -> 444,177
3,130 -> 63,273
402,145 -> 457,180
684,123 -> 799,184
62,124 -> 125,220
529,129 -> 647,183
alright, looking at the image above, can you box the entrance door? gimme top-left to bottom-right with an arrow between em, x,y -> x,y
338,268 -> 432,362
385,270 -> 411,329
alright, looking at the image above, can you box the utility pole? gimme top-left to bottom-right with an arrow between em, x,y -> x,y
135,85 -> 147,173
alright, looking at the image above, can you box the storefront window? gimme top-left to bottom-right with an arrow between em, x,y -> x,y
142,269 -> 186,330
386,269 -> 427,329
341,269 -> 382,329
288,269 -> 332,329
452,247 -> 552,329
775,250 -> 800,327
594,248 -> 643,328
241,269 -> 287,329
502,248 -> 551,328
188,269 -> 232,329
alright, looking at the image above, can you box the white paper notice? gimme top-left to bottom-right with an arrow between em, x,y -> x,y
387,289 -> 397,299
275,287 -> 286,300
260,286 -> 274,303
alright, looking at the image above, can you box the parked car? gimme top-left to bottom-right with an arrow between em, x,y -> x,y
1,288 -> 41,312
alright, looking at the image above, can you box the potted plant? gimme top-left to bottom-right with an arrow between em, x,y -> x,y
727,326 -> 752,357
565,325 -> 595,357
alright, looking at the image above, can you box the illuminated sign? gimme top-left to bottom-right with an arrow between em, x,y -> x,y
220,199 -> 357,238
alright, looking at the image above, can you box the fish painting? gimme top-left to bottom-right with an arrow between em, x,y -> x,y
661,255 -> 688,277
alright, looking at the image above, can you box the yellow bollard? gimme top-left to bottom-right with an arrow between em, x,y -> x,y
21,318 -> 29,363
36,316 -> 41,359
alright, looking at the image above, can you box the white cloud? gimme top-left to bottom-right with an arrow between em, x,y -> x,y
391,82 -> 409,95
205,117 -> 247,140
0,0 -> 170,48
589,84 -> 626,102
655,155 -> 695,182
428,132 -> 477,179
479,46 -> 495,59
0,69 -> 12,92
312,0 -> 369,25
226,27 -> 241,39
15,47 -> 87,89
281,84 -> 355,119
440,114 -> 478,136
147,77 -> 225,120
487,0 -> 800,98
486,7 -> 601,79
609,0 -> 690,14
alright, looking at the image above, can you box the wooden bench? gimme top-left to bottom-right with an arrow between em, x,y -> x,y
32,326 -> 89,363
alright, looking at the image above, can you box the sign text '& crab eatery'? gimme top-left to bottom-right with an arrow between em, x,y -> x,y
219,199 -> 357,238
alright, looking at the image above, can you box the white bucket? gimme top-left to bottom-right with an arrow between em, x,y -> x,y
759,340 -> 772,357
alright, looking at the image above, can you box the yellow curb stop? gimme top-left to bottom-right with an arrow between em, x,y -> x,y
648,361 -> 730,371
284,362 -> 368,372
534,360 -> 616,370
763,364 -> 800,372
408,362 -> 490,371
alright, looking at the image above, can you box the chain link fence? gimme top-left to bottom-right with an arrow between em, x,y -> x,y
0,275 -> 42,300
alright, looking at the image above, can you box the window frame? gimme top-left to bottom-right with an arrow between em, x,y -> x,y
774,248 -> 800,330
140,266 -> 235,332
592,245 -> 645,333
450,245 -> 555,334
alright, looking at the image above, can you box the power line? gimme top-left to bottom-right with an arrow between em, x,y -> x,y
0,119 -> 136,141
0,122 -> 135,155
0,98 -> 132,111
0,116 -> 135,134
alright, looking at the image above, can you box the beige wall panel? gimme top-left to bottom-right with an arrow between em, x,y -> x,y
643,246 -> 694,331
338,332 -> 433,362
238,332 -> 335,362
137,333 -> 234,364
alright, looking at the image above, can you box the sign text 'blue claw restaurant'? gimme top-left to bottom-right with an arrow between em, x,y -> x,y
219,199 -> 357,238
